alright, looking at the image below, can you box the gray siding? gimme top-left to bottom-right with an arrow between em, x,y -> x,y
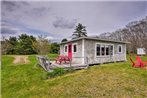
72,40 -> 83,64
60,45 -> 64,55
60,40 -> 83,64
60,39 -> 127,65
84,39 -> 126,64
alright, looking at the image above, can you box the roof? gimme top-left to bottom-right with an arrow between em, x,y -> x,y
60,37 -> 130,45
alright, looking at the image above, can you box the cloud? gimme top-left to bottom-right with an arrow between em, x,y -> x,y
1,1 -> 146,42
28,6 -> 51,17
1,27 -> 18,35
1,1 -> 29,12
2,1 -> 20,12
1,20 -> 20,36
46,36 -> 54,40
32,7 -> 46,17
1,19 -> 59,41
53,17 -> 77,29
1,27 -> 21,40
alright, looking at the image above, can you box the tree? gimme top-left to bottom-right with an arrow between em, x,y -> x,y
50,42 -> 60,54
7,36 -> 18,54
33,35 -> 50,55
98,16 -> 147,54
17,34 -> 37,54
1,36 -> 11,55
72,23 -> 87,39
61,38 -> 68,42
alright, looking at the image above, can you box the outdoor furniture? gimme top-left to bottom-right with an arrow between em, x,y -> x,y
55,55 -> 71,64
64,56 -> 71,63
55,55 -> 64,64
129,56 -> 147,68
36,56 -> 52,71
129,57 -> 140,67
136,56 -> 147,65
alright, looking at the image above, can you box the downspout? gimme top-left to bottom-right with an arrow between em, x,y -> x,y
82,38 -> 85,64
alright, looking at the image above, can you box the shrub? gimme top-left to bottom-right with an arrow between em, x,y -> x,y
47,68 -> 66,78
40,68 -> 75,80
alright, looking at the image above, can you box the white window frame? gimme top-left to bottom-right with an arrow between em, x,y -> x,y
95,43 -> 114,57
64,45 -> 68,53
96,44 -> 101,56
118,45 -> 122,53
109,45 -> 114,56
72,43 -> 78,53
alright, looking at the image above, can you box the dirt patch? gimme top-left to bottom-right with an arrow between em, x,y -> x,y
13,55 -> 30,64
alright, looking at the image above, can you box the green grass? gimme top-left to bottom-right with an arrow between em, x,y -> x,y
47,53 -> 58,60
1,54 -> 147,98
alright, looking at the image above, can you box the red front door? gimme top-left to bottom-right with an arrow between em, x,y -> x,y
68,43 -> 72,59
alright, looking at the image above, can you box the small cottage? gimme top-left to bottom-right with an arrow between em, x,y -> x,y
137,48 -> 146,55
60,37 -> 128,65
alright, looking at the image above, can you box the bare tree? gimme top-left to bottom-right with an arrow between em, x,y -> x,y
98,16 -> 147,53
33,35 -> 51,55
1,36 -> 11,55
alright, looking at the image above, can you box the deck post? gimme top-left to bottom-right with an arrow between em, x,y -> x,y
70,59 -> 72,68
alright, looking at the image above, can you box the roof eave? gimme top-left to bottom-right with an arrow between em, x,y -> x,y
60,37 -> 130,45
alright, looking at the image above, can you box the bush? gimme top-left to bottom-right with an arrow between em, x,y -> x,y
40,68 -> 75,80
47,68 -> 66,78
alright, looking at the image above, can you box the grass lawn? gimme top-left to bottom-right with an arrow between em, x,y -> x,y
1,54 -> 147,98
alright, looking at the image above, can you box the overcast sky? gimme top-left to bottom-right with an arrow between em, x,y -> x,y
1,0 -> 147,42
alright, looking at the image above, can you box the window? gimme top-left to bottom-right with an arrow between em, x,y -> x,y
73,43 -> 77,53
64,45 -> 67,53
106,45 -> 109,55
101,45 -> 105,56
96,44 -> 114,57
118,45 -> 122,53
96,44 -> 100,56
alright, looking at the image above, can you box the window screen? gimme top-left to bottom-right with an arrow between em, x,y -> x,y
118,45 -> 122,53
73,44 -> 77,52
96,44 -> 100,56
101,45 -> 105,56
64,46 -> 67,52
106,45 -> 109,55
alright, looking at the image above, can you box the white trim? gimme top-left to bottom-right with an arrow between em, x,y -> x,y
124,44 -> 127,61
110,45 -> 114,57
64,45 -> 68,53
72,43 -> 78,53
95,43 -> 114,58
118,45 -> 123,54
82,39 -> 85,64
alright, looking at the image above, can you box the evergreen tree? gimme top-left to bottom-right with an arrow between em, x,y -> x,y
72,23 -> 87,39
50,42 -> 60,54
7,37 -> 18,54
61,38 -> 68,42
17,34 -> 37,54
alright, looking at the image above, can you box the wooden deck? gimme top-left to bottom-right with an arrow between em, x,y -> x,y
36,56 -> 89,72
49,61 -> 89,70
